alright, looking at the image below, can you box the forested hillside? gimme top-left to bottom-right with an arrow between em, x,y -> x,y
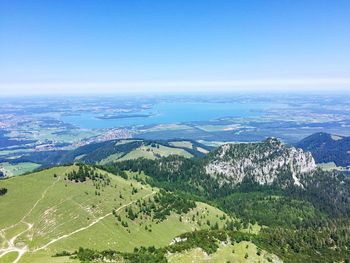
4,139 -> 211,169
106,138 -> 350,262
297,132 -> 350,166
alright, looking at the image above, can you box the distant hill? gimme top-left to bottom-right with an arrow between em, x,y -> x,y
8,139 -> 213,169
296,132 -> 350,166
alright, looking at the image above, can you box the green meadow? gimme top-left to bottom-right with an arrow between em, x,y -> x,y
0,162 -> 41,177
117,144 -> 193,162
167,241 -> 281,263
0,165 -> 236,263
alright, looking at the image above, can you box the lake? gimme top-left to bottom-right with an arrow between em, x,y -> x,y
60,101 -> 268,129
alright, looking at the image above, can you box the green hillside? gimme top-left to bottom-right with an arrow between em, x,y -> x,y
3,139 -> 212,176
296,132 -> 350,167
115,143 -> 193,162
167,241 -> 281,263
0,162 -> 41,177
0,164 -> 239,263
108,140 -> 350,262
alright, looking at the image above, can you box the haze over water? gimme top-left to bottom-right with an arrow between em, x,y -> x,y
60,101 -> 267,129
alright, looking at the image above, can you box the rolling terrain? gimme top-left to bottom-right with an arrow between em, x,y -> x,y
2,139 -> 211,176
109,138 -> 350,262
1,138 -> 350,262
0,163 -> 272,263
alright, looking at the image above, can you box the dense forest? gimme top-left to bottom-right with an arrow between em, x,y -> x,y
297,132 -> 350,166
97,154 -> 350,262
140,190 -> 196,222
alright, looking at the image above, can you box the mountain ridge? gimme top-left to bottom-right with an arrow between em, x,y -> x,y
205,138 -> 316,188
296,132 -> 350,166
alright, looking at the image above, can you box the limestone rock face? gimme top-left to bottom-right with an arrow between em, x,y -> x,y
205,138 -> 316,188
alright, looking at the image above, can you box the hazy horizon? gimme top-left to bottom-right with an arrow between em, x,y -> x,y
1,0 -> 349,95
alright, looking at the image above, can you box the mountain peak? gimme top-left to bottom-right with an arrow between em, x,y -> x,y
205,139 -> 316,188
264,137 -> 283,147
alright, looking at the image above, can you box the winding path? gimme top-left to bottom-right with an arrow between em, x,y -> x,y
0,181 -> 155,263
0,174 -> 62,263
32,191 -> 156,252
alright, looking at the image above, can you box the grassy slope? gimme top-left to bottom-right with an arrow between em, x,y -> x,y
0,165 -> 233,263
98,153 -> 123,165
115,139 -> 141,145
318,162 -> 350,172
196,147 -> 209,154
0,162 -> 41,177
168,141 -> 193,149
117,144 -> 193,162
1,140 -> 197,177
168,241 -> 281,263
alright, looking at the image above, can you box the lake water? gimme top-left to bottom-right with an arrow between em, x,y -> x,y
60,101 -> 267,129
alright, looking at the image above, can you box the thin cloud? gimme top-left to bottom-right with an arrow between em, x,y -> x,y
1,78 -> 350,95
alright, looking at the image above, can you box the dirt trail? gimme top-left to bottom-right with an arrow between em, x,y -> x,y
0,167 -> 156,263
33,191 -> 156,252
0,175 -> 62,263
0,221 -> 33,263
2,176 -> 61,234
21,176 -> 61,222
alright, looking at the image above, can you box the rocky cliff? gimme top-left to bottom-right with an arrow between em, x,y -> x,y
205,138 -> 316,188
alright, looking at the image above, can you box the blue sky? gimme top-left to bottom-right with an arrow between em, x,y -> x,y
0,0 -> 349,94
